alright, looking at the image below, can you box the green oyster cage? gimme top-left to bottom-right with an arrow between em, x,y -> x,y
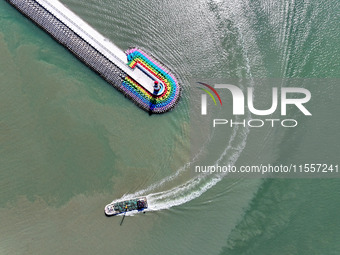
113,198 -> 147,213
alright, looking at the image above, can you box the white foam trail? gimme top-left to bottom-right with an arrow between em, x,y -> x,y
116,119 -> 249,214
115,113 -> 249,213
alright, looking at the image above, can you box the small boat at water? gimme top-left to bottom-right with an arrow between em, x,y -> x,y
105,197 -> 148,216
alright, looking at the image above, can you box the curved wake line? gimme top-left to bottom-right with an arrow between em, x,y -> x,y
115,114 -> 250,213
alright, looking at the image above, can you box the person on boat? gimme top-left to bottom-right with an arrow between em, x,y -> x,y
154,80 -> 161,93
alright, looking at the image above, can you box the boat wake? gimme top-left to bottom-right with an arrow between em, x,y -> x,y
114,114 -> 250,214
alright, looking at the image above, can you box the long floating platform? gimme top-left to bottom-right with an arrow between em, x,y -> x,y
6,0 -> 181,114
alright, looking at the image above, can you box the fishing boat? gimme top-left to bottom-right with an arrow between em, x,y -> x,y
104,197 -> 148,216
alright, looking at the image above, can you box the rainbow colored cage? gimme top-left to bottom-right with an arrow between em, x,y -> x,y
122,48 -> 181,114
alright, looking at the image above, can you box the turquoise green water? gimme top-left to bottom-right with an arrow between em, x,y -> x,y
0,0 -> 339,254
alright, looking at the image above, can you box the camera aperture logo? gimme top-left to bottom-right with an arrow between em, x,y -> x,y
197,82 -> 312,128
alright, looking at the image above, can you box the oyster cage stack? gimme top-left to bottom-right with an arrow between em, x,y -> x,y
6,0 -> 181,114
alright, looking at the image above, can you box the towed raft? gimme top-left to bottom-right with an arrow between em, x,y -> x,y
105,197 -> 148,216
6,0 -> 181,114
